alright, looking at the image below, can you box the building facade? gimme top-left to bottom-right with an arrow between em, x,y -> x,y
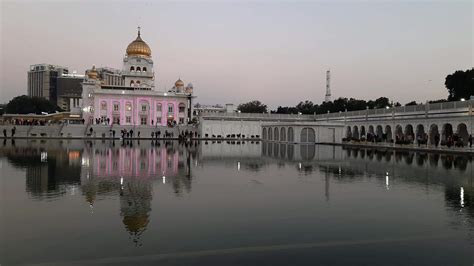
56,73 -> 84,112
27,64 -> 69,103
82,28 -> 194,126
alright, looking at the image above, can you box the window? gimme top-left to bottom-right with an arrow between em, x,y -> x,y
179,118 -> 184,124
101,102 -> 107,110
156,117 -> 162,124
141,105 -> 147,112
126,116 -> 131,123
126,103 -> 132,111
130,66 -> 135,71
143,67 -> 147,72
156,103 -> 162,112
168,104 -> 174,113
140,117 -> 147,125
113,104 -> 119,111
130,80 -> 135,87
136,67 -> 141,72
179,103 -> 186,113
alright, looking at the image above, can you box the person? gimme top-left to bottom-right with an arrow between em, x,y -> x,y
469,134 -> 473,148
112,130 -> 116,139
130,129 -> 134,138
3,129 -> 6,138
137,131 -> 140,138
89,127 -> 93,135
11,126 -> 16,137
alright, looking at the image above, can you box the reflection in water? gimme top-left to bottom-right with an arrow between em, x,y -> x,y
120,178 -> 152,246
1,140 -> 473,254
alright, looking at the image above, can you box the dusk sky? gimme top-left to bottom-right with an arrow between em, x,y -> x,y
1,0 -> 472,108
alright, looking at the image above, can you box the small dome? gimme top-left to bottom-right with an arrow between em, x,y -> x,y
175,78 -> 184,87
186,83 -> 193,88
87,65 -> 98,79
126,28 -> 151,57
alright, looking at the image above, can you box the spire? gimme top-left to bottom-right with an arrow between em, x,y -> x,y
137,26 -> 141,37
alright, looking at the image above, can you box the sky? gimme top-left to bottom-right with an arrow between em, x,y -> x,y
0,0 -> 472,108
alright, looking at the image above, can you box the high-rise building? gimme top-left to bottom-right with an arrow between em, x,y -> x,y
27,64 -> 69,103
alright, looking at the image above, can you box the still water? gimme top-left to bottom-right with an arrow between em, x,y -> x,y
0,139 -> 472,265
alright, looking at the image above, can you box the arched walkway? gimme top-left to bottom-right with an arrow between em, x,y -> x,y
274,127 -> 279,141
376,125 -> 383,141
404,124 -> 414,144
360,126 -> 366,138
288,127 -> 294,142
385,125 -> 393,142
268,127 -> 273,141
395,125 -> 403,142
456,123 -> 469,146
352,126 -> 360,140
442,123 -> 453,143
262,128 -> 267,140
301,128 -> 316,143
416,124 -> 426,144
429,124 -> 440,146
280,127 -> 286,142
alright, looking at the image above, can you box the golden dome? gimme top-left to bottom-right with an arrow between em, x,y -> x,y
87,65 -> 98,79
126,28 -> 151,57
175,78 -> 184,87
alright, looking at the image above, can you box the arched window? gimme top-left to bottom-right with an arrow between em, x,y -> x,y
156,103 -> 162,112
136,67 -> 141,72
130,66 -> 135,72
125,102 -> 132,111
101,101 -> 107,111
143,67 -> 147,72
136,81 -> 141,87
130,80 -> 135,87
168,103 -> 174,114
179,103 -> 186,113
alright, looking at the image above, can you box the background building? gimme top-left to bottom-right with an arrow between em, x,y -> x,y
56,73 -> 84,112
27,64 -> 69,103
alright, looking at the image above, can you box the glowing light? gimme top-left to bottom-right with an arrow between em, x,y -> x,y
461,98 -> 466,102
162,176 -> 166,184
237,161 -> 240,171
386,106 -> 390,109
460,187 -> 464,208
385,173 -> 389,190
298,163 -> 302,170
120,177 -> 123,185
164,93 -> 168,96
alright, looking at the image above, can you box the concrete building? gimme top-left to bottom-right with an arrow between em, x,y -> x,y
27,64 -> 69,103
82,28 -> 195,126
56,73 -> 84,112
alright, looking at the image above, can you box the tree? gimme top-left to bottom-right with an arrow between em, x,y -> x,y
405,101 -> 417,106
445,68 -> 474,101
5,95 -> 62,114
237,100 -> 267,113
296,100 -> 315,114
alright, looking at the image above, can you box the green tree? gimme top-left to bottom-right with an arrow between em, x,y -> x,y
405,101 -> 417,106
445,68 -> 474,101
5,95 -> 62,114
237,100 -> 267,113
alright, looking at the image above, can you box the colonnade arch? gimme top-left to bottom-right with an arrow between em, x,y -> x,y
344,121 -> 472,147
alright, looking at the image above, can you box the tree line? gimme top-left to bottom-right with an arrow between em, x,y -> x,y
237,68 -> 472,113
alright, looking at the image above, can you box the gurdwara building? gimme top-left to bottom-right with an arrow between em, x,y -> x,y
81,28 -> 194,126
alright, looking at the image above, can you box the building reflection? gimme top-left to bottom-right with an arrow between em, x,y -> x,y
0,144 -> 82,199
79,140 -> 197,245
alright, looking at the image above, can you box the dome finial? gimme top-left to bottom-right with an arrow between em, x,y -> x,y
137,26 -> 141,37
